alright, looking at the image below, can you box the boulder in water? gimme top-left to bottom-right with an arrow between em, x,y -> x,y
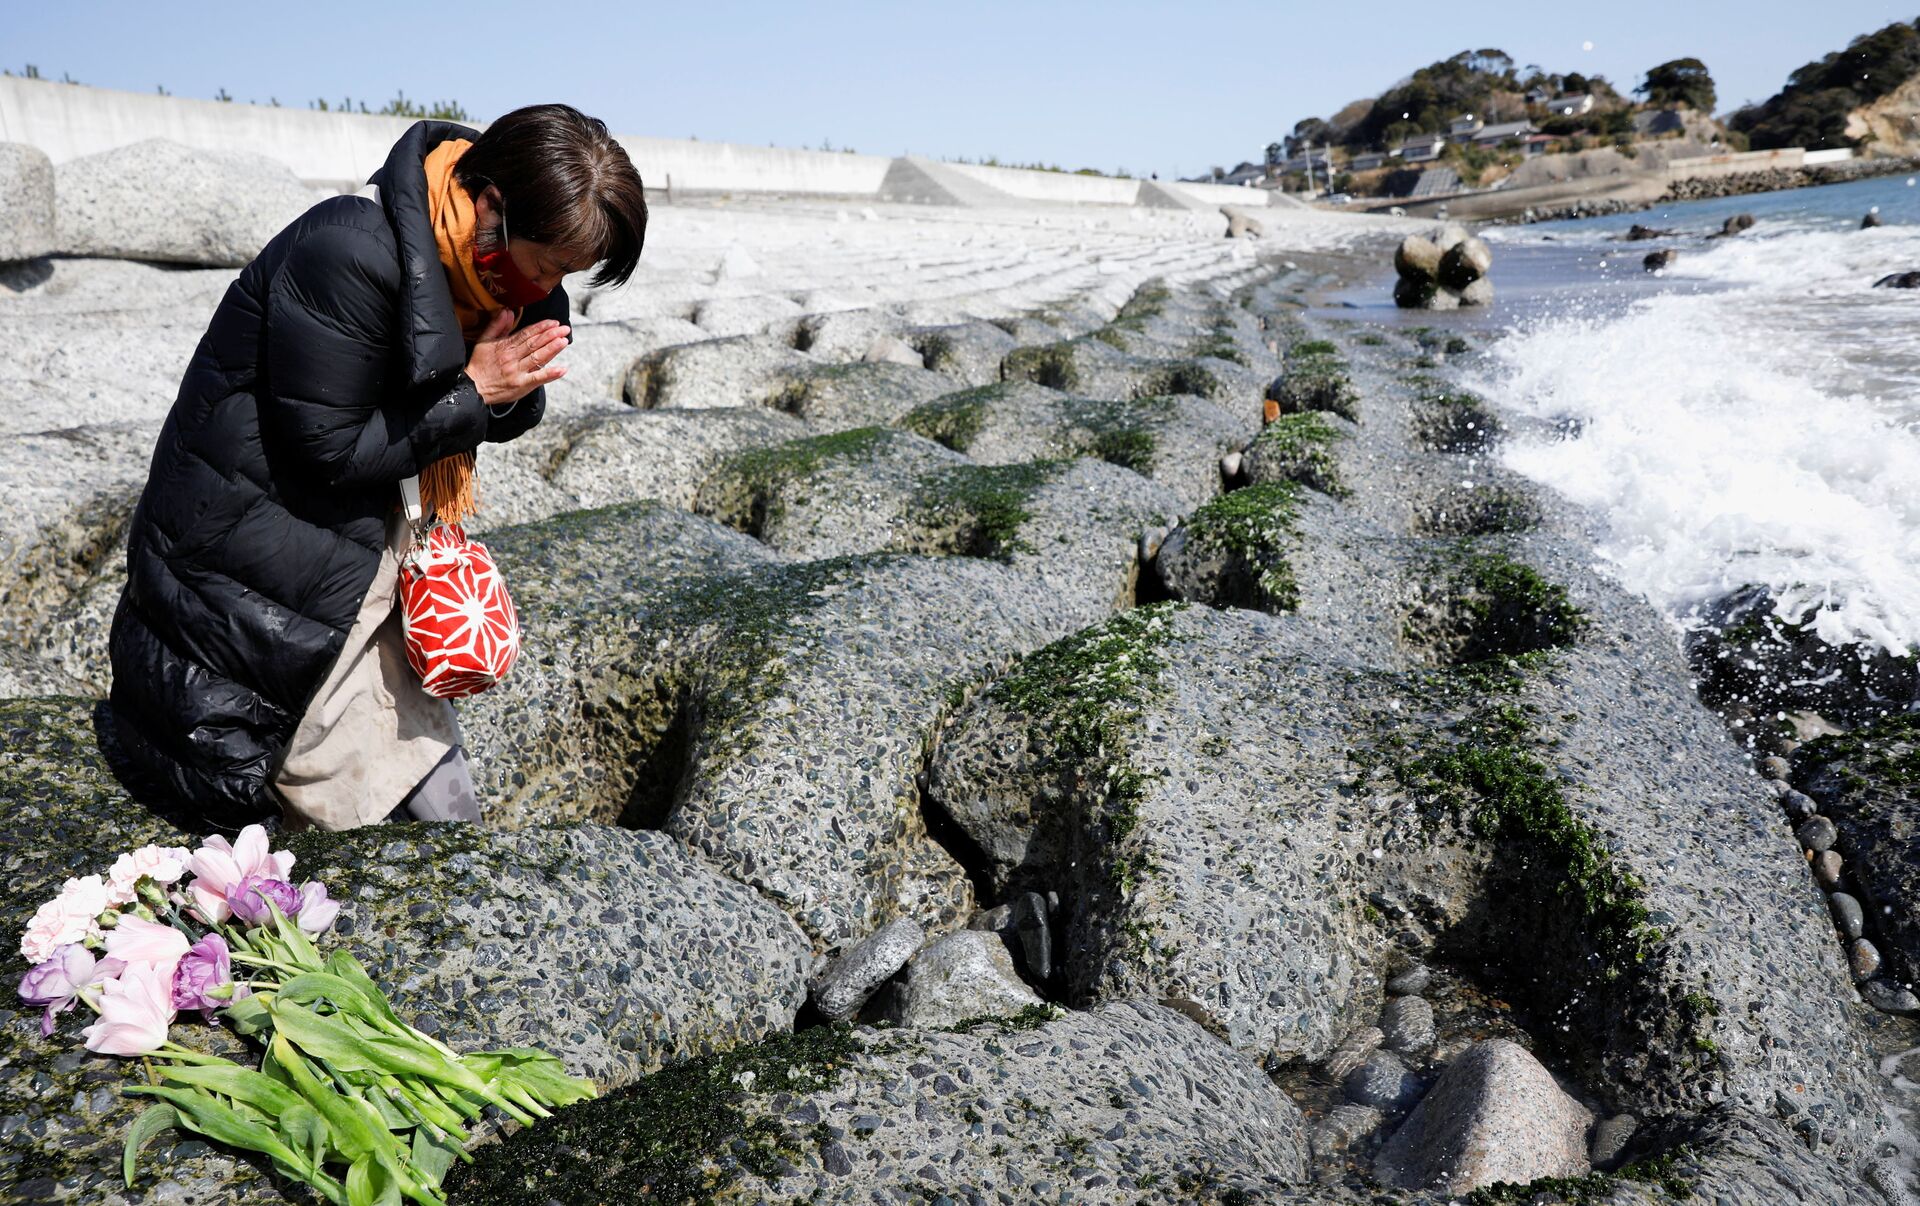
1645,249 -> 1680,272
1864,210 -> 1884,229
1395,226 -> 1490,309
1714,213 -> 1756,238
1625,223 -> 1674,241
1875,271 -> 1920,289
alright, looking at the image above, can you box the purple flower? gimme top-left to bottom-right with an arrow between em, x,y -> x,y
228,874 -> 300,927
171,933 -> 239,1018
19,945 -> 122,1037
294,881 -> 340,936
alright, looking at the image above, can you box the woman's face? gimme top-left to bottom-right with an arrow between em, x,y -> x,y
475,186 -> 594,293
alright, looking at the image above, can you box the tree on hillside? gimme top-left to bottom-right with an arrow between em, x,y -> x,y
1346,49 -> 1520,149
1638,58 -> 1716,111
1730,19 -> 1920,148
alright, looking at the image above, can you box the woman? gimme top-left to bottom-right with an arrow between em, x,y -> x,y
105,105 -> 648,831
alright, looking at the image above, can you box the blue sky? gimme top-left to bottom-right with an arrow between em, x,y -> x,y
5,2 -> 1912,178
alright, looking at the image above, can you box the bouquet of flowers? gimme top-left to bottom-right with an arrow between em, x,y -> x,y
17,826 -> 593,1205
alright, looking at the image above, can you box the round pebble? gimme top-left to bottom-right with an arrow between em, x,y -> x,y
1780,789 -> 1817,822
1379,996 -> 1436,1056
1864,979 -> 1920,1016
1589,1113 -> 1638,1170
1850,938 -> 1882,982
1761,755 -> 1792,781
1344,1050 -> 1423,1112
1386,964 -> 1432,996
1220,452 -> 1243,479
1813,850 -> 1843,889
1829,893 -> 1864,940
1796,816 -> 1837,854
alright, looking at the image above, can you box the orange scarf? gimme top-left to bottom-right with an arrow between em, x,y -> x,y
419,138 -> 502,527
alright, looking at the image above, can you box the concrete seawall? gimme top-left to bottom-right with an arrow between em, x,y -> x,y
0,75 -> 1272,209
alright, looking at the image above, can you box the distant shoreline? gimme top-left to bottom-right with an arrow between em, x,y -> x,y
1506,156 -> 1917,224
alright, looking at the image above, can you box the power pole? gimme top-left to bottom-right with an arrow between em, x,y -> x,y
1304,140 -> 1315,198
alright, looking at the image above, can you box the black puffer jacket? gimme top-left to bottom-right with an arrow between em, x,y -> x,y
106,121 -> 567,826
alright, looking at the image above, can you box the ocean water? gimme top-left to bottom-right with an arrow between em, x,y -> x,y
1468,174 -> 1920,655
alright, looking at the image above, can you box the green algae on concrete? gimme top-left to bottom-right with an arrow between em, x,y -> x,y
1178,481 -> 1305,611
447,1024 -> 865,1204
908,461 -> 1064,561
1415,386 -> 1505,454
1002,341 -> 1082,392
1248,411 -> 1351,498
900,385 -> 1001,452
1274,338 -> 1360,422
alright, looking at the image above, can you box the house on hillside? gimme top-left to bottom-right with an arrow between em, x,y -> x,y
1392,133 -> 1447,162
1347,150 -> 1387,172
1548,93 -> 1594,117
1449,114 -> 1484,138
1219,161 -> 1267,186
1524,84 -> 1551,106
1472,120 -> 1540,153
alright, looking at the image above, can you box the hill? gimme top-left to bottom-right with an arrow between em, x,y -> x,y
1730,19 -> 1920,150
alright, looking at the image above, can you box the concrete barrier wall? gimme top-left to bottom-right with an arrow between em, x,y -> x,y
0,75 -> 1223,207
1666,147 -> 1806,181
1172,180 -> 1271,207
1804,148 -> 1856,167
614,134 -> 892,196
943,162 -> 1143,205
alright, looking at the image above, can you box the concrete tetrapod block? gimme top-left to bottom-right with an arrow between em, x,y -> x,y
1375,1038 -> 1594,1194
55,138 -> 320,266
0,143 -> 56,262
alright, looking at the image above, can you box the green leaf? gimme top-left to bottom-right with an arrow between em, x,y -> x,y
159,1064 -> 305,1117
221,992 -> 275,1036
410,1125 -> 461,1187
269,901 -> 327,969
270,1032 -> 388,1161
272,1000 -> 490,1097
125,1085 -> 304,1171
122,1103 -> 180,1188
328,949 -> 409,1030
282,1100 -> 331,1172
277,972 -> 391,1027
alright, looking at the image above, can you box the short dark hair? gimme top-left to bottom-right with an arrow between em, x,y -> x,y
456,103 -> 648,288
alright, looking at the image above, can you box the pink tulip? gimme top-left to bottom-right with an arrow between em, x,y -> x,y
171,934 -> 239,1019
18,944 -> 95,1037
186,825 -> 295,924
103,915 -> 189,975
295,881 -> 341,936
227,875 -> 300,927
80,962 -> 175,1056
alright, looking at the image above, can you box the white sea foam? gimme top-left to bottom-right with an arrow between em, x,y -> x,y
1479,221 -> 1920,654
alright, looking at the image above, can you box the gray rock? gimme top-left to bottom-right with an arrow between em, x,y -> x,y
809,917 -> 926,1021
1319,1025 -> 1385,1085
1438,236 -> 1493,290
1761,754 -> 1792,780
1815,849 -> 1845,887
968,891 -> 1054,982
1380,995 -> 1437,1055
452,1000 -> 1310,1202
1864,211 -> 1885,230
1387,962 -> 1433,995
691,293 -> 803,338
1831,891 -> 1865,939
1223,206 -> 1265,239
861,334 -> 925,368
1459,276 -> 1494,306
0,143 -> 55,262
1375,1038 -> 1593,1193
1852,938 -> 1882,981
1394,235 -> 1443,281
55,139 -> 320,266
548,405 -> 808,512
1590,1112 -> 1639,1170
1798,815 -> 1838,852
1863,979 -> 1920,1015
1782,787 -> 1819,821
887,930 -> 1043,1028
1644,249 -> 1680,272
770,359 -> 956,430
1345,1049 -> 1424,1113
1312,1103 -> 1385,1164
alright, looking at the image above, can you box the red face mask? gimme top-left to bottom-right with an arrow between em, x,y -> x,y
473,206 -> 553,309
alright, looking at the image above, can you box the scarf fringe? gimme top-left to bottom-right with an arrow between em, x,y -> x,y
419,451 -> 478,528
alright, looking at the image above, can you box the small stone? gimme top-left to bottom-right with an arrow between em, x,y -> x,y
861,335 -> 925,368
1589,1114 -> 1638,1170
1379,996 -> 1435,1056
1374,1039 -> 1593,1193
968,891 -> 1054,983
1780,788 -> 1818,822
1797,816 -> 1837,853
1344,1050 -> 1423,1113
1386,963 -> 1432,996
1220,452 -> 1243,480
1864,979 -> 1920,1016
1761,778 -> 1790,799
1813,850 -> 1843,888
1312,1104 -> 1383,1160
1851,938 -> 1882,982
1317,1025 -> 1383,1085
1864,211 -> 1885,230
888,930 -> 1043,1028
1138,528 -> 1166,561
1829,892 -> 1864,940
809,918 -> 926,1021
1761,755 -> 1792,781
1643,249 -> 1678,273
